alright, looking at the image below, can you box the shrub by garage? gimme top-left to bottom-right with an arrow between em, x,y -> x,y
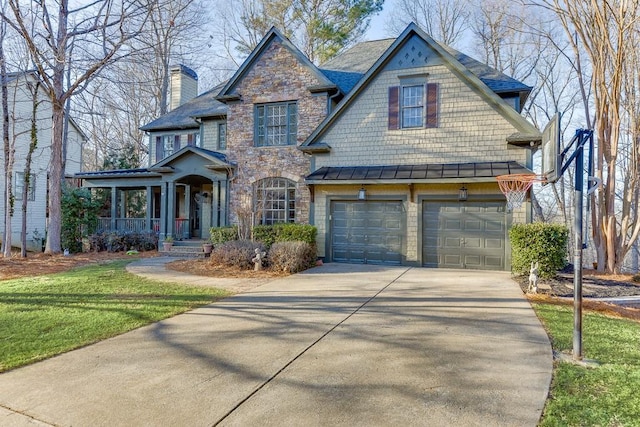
268,241 -> 316,273
510,222 -> 568,278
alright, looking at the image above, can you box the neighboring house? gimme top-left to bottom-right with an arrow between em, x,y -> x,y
77,23 -> 541,270
0,71 -> 86,251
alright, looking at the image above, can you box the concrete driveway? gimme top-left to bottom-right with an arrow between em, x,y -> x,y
0,264 -> 552,426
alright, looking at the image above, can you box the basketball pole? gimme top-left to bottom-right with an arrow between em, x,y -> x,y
573,137 -> 584,360
559,129 -> 594,361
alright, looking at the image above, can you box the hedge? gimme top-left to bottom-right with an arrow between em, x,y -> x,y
209,226 -> 238,245
253,223 -> 317,248
268,241 -> 316,273
509,222 -> 568,278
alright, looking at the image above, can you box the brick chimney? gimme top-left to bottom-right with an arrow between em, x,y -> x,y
169,64 -> 198,111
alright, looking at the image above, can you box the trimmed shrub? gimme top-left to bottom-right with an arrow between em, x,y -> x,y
252,225 -> 278,248
210,239 -> 264,270
274,223 -> 317,246
88,231 -> 158,252
252,223 -> 317,249
268,241 -> 316,273
209,226 -> 238,245
510,222 -> 569,278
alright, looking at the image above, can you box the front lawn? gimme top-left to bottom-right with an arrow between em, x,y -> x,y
0,260 -> 230,372
535,303 -> 640,426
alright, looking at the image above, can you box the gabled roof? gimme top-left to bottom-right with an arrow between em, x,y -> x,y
217,27 -> 339,101
321,39 -> 395,73
140,84 -> 227,132
320,38 -> 531,96
301,23 -> 540,151
150,146 -> 232,170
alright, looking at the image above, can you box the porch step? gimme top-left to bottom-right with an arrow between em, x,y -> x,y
160,240 -> 210,258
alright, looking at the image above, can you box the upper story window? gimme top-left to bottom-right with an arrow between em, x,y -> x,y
155,134 -> 181,161
254,177 -> 296,225
402,85 -> 424,128
15,172 -> 36,201
255,102 -> 297,147
218,123 -> 227,150
164,135 -> 176,157
388,82 -> 439,130
187,132 -> 201,147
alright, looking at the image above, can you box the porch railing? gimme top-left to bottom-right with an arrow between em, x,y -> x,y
97,218 -> 160,234
175,218 -> 188,239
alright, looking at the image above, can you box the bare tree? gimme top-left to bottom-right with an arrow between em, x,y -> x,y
385,0 -> 470,46
20,79 -> 41,257
1,12 -> 13,257
535,0 -> 640,273
1,0 -> 151,254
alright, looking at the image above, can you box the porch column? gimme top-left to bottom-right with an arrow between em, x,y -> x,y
119,189 -> 126,226
212,181 -> 221,227
167,181 -> 176,238
160,183 -> 167,239
184,185 -> 191,239
110,186 -> 117,231
220,180 -> 228,226
145,186 -> 152,231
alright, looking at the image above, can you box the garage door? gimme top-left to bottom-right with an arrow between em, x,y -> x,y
331,201 -> 404,265
422,201 -> 506,270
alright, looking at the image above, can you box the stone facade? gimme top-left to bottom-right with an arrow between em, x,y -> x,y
223,38 -> 329,224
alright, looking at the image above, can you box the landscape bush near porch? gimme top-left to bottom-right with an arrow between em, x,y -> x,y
209,224 -> 318,272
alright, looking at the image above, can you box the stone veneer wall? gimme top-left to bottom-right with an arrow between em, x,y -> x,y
224,39 -> 328,224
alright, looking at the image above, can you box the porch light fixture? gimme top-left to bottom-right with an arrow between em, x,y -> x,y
459,186 -> 468,201
358,186 -> 367,200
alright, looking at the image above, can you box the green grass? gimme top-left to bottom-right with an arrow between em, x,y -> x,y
0,260 -> 230,372
534,304 -> 640,426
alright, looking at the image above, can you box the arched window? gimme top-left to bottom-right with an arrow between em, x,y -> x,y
254,178 -> 296,224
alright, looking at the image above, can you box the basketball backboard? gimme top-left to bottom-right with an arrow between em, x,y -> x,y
541,113 -> 561,184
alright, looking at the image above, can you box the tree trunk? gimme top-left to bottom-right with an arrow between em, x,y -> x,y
45,100 -> 64,254
1,28 -> 12,258
21,82 -> 39,258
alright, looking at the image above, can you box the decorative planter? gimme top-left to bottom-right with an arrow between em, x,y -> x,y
162,242 -> 173,252
202,243 -> 213,254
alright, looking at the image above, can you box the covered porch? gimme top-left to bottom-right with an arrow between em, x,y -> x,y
76,147 -> 234,240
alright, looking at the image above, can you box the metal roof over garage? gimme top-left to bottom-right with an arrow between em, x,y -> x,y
306,161 -> 533,184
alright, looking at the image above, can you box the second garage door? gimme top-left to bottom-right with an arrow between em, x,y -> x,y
331,201 -> 404,265
422,201 -> 506,270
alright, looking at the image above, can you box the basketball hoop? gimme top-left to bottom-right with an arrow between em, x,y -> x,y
496,174 -> 545,211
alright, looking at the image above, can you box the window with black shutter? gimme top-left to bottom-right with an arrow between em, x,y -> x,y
388,81 -> 439,129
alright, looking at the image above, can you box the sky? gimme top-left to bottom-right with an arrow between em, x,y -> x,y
364,0 -> 397,41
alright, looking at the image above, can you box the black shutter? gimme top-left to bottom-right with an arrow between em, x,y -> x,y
155,136 -> 162,162
388,86 -> 399,130
426,83 -> 439,128
174,135 -> 181,152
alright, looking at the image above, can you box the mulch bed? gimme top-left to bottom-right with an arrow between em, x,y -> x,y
513,270 -> 640,322
0,250 -> 158,280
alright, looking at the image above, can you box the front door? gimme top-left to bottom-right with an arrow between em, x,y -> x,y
190,188 -> 201,238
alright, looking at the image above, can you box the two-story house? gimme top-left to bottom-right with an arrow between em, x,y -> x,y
0,71 -> 86,251
77,23 -> 541,270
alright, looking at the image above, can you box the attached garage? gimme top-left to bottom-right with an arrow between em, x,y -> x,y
330,200 -> 405,265
422,201 -> 507,270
